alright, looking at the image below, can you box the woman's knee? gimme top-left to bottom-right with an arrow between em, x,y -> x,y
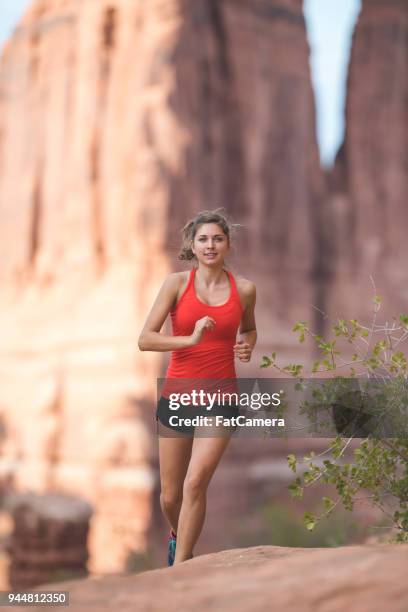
160,488 -> 183,511
183,473 -> 209,499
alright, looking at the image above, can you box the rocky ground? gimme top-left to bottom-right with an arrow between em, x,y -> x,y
12,542 -> 408,612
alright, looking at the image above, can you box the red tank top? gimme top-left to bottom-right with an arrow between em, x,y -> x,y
162,267 -> 243,398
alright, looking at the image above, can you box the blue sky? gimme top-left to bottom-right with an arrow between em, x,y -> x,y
0,0 -> 29,47
0,0 -> 361,167
304,0 -> 361,166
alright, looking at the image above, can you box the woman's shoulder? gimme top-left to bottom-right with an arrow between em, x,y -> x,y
162,270 -> 192,301
234,274 -> 256,297
163,270 -> 191,285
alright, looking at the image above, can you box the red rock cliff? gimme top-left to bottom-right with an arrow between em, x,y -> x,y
328,0 -> 408,319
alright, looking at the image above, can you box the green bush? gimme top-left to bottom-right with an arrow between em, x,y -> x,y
262,293 -> 408,542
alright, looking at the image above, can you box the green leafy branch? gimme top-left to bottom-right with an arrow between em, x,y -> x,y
262,289 -> 408,542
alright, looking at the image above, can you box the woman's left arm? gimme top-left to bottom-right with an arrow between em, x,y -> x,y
234,281 -> 257,362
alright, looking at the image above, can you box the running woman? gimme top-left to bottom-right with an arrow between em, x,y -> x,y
138,210 -> 257,565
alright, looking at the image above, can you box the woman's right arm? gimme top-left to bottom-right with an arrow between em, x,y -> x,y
138,274 -> 215,352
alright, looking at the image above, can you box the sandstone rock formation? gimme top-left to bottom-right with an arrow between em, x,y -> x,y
0,0 -> 169,571
327,0 -> 408,321
11,543 -> 408,612
5,492 -> 91,589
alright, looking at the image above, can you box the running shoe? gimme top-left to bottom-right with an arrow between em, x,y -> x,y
167,529 -> 177,566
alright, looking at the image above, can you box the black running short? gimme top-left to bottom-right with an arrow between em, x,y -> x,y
156,395 -> 240,435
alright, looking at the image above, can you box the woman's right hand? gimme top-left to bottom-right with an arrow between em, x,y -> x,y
190,316 -> 216,345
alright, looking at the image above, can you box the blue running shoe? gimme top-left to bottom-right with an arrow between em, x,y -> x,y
168,529 -> 177,566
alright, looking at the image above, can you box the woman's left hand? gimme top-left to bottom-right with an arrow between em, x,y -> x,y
233,340 -> 252,362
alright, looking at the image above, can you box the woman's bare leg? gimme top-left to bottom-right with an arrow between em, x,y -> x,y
173,430 -> 233,564
158,433 -> 193,534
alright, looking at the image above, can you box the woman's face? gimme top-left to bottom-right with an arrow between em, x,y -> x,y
191,223 -> 230,265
